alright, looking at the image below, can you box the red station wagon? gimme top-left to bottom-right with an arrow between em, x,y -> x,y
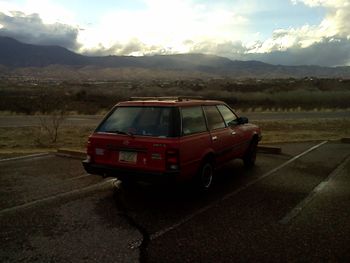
83,97 -> 262,189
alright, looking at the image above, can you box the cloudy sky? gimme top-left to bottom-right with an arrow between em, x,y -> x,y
0,0 -> 349,66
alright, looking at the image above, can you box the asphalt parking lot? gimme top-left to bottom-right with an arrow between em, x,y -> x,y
0,141 -> 349,262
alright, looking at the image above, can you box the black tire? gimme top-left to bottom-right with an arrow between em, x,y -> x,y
121,178 -> 137,189
196,162 -> 214,190
243,138 -> 258,168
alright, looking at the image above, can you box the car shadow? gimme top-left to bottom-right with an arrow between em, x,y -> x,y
112,159 -> 261,235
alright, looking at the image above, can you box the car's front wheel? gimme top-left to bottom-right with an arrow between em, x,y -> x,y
243,138 -> 258,168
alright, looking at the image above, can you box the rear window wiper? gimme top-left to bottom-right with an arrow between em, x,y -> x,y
104,130 -> 134,137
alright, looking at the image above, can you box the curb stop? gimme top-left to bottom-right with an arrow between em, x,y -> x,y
56,149 -> 85,159
257,145 -> 282,154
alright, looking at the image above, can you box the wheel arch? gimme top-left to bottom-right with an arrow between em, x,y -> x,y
251,133 -> 260,142
200,150 -> 215,166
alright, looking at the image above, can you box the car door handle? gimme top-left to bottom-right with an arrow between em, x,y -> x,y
212,136 -> 218,141
231,131 -> 236,135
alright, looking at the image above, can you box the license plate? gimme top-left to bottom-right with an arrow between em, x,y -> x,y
119,151 -> 137,163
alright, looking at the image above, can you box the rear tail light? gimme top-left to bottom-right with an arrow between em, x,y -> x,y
86,139 -> 94,163
86,139 -> 92,153
166,149 -> 180,170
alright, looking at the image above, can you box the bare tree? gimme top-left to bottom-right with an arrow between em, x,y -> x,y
36,87 -> 67,145
38,110 -> 66,143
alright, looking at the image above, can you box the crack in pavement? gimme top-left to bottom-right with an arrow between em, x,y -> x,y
113,184 -> 151,263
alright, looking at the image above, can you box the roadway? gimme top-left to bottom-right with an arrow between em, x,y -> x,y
0,110 -> 349,127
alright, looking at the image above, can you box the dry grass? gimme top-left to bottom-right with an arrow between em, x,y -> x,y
255,118 -> 350,143
0,118 -> 349,157
0,125 -> 94,153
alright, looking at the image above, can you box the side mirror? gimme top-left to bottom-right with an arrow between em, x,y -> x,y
237,116 -> 248,125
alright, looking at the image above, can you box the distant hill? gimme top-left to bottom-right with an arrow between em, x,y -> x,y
0,36 -> 349,79
0,36 -> 87,67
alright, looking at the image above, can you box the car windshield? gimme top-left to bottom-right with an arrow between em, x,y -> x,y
97,106 -> 176,137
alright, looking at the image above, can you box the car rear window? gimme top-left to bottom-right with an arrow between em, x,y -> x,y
96,106 -> 179,137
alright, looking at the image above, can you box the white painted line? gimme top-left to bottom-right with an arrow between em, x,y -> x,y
64,174 -> 89,181
279,154 -> 350,225
0,125 -> 39,128
0,152 -> 50,163
0,178 -> 120,216
149,140 -> 328,242
222,141 -> 329,201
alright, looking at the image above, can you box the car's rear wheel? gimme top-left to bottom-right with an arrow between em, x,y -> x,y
197,162 -> 214,190
121,178 -> 137,189
243,138 -> 258,168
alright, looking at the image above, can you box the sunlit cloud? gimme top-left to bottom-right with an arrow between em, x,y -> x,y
78,0 -> 251,55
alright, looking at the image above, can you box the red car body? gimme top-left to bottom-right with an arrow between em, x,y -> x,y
82,97 -> 261,189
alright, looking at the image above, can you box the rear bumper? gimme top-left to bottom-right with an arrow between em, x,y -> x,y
82,160 -> 179,184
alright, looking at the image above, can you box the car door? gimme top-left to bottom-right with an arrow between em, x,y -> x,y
203,105 -> 232,165
217,104 -> 246,158
179,106 -> 212,179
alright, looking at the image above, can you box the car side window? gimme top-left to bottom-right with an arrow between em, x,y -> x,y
203,105 -> 226,130
181,106 -> 207,135
217,104 -> 238,126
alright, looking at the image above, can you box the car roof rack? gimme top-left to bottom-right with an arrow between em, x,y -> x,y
129,96 -> 204,102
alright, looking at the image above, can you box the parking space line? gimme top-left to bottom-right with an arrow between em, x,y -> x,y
222,140 -> 328,201
149,141 -> 328,242
0,153 -> 50,163
222,141 -> 328,200
0,178 -> 120,216
64,174 -> 89,181
279,154 -> 350,225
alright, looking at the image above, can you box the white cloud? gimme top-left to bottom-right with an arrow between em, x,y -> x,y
0,0 -> 80,49
291,0 -> 350,37
82,38 -> 171,56
248,0 -> 350,55
0,11 -> 80,50
186,40 -> 247,59
291,0 -> 348,8
78,0 -> 251,55
0,0 -> 76,24
236,0 -> 350,66
246,37 -> 350,66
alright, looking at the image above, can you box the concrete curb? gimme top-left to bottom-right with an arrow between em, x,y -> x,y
341,138 -> 350,144
56,149 -> 86,159
257,146 -> 282,154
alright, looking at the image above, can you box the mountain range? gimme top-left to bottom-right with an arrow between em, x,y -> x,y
0,36 -> 349,80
